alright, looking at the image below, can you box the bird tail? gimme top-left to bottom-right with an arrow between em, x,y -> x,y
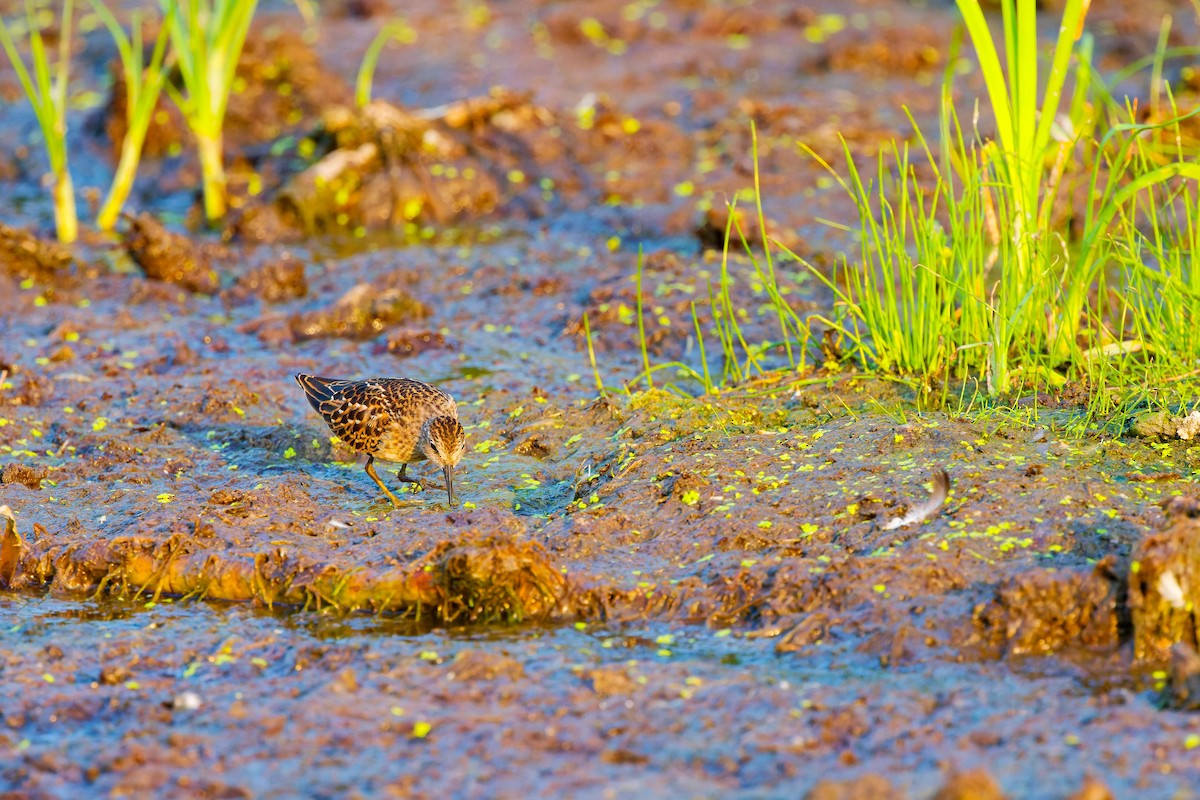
295,373 -> 343,411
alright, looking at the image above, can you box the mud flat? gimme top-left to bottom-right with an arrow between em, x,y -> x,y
3,0 -> 1200,796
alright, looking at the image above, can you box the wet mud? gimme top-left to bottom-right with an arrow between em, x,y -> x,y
3,0 -> 1200,796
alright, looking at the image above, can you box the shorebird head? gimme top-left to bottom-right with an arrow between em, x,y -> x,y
421,415 -> 466,504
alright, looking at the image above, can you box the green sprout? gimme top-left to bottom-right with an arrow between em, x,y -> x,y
90,0 -> 174,231
0,0 -> 78,243
582,311 -> 607,398
634,245 -> 652,389
161,0 -> 259,222
355,18 -> 417,108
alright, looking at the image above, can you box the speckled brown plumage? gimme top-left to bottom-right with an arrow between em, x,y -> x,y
295,374 -> 466,506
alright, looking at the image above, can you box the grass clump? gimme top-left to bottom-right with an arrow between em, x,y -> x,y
0,0 -> 77,243
0,0 -> 267,234
162,0 -> 259,223
89,0 -> 174,231
787,0 -> 1200,414
606,0 -> 1199,429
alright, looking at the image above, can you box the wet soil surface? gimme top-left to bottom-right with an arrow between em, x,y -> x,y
3,0 -> 1200,796
0,595 -> 1177,799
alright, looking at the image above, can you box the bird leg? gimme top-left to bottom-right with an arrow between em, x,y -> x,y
395,463 -> 448,495
393,462 -> 451,501
364,455 -> 401,507
395,464 -> 421,485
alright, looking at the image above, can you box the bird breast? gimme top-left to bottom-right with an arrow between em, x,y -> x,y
373,418 -> 427,464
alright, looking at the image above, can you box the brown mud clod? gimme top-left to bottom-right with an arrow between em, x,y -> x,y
445,649 -> 526,682
0,222 -> 101,308
241,85 -> 694,239
806,774 -> 899,800
0,506 -> 23,589
0,372 -> 52,407
0,221 -> 75,283
289,281 -> 430,341
973,556 -> 1124,658
1132,409 -> 1200,441
932,770 -> 1007,800
123,213 -> 220,294
1164,641 -> 1200,710
0,463 -> 48,490
430,533 -> 567,623
262,98 -> 504,236
382,328 -> 455,358
230,253 -> 308,304
1129,496 -> 1200,663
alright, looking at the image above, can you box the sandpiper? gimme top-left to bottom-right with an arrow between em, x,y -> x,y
295,374 -> 466,506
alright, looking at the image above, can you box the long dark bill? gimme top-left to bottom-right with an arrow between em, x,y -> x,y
444,466 -> 455,505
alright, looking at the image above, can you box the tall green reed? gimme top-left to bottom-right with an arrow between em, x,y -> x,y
90,0 -> 174,231
0,0 -> 77,242
161,0 -> 258,223
781,0 -> 1200,405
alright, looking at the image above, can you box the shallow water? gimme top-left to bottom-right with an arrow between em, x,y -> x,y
5,593 -> 1190,799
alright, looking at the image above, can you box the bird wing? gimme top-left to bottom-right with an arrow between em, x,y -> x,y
387,378 -> 457,418
297,375 -> 390,453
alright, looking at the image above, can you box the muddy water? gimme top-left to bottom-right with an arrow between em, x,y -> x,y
3,0 -> 1200,797
1,593 -> 1175,798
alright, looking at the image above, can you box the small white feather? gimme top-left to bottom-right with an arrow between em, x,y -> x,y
880,470 -> 951,531
1158,570 -> 1187,610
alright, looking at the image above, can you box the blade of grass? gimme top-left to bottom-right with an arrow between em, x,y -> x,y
690,301 -> 714,394
749,121 -> 794,368
634,246 -> 652,389
0,0 -> 77,242
355,19 -> 417,107
162,0 -> 259,222
582,311 -> 607,398
91,1 -> 175,230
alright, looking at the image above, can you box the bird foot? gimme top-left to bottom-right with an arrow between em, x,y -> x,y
394,468 -> 446,494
